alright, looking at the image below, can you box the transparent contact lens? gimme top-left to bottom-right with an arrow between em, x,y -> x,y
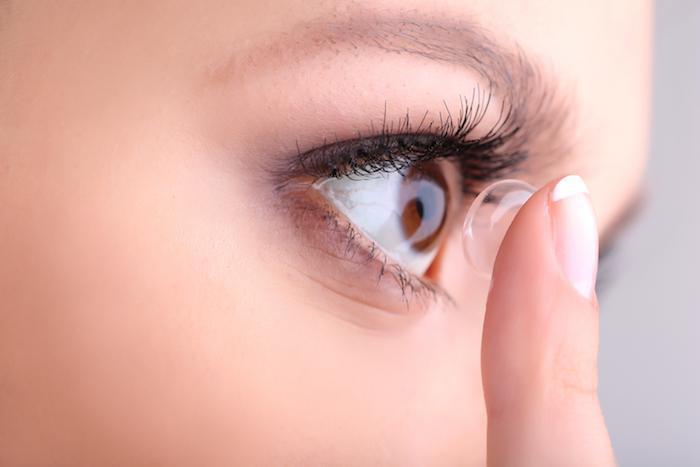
462,179 -> 535,277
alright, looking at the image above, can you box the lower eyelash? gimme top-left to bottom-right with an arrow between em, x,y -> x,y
326,210 -> 444,305
278,184 -> 449,307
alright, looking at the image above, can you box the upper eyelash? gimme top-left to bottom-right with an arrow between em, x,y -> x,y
272,86 -> 529,194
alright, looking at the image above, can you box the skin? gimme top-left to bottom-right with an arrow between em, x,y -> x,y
0,1 -> 649,465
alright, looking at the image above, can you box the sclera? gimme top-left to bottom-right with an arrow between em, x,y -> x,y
462,179 -> 535,277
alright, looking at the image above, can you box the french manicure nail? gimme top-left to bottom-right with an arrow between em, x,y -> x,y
550,175 -> 599,299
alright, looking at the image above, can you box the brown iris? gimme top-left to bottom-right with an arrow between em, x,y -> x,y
398,163 -> 449,252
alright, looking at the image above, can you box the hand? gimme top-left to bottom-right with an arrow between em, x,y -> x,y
481,176 -> 616,466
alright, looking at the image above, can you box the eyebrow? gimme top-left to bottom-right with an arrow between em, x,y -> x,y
211,11 -> 574,171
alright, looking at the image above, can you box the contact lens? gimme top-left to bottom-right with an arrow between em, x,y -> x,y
462,179 -> 535,277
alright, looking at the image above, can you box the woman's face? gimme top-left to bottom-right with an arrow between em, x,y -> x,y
0,1 -> 650,464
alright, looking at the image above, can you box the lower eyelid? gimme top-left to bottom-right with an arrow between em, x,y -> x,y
275,185 -> 449,310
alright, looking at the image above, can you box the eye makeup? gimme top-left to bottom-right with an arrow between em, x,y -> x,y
201,10 -> 580,314
268,90 -> 534,309
272,90 -> 529,194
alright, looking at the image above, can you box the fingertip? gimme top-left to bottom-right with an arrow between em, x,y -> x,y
549,175 -> 599,300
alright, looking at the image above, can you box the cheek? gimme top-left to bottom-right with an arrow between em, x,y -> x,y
0,117 -> 268,462
220,288 -> 487,463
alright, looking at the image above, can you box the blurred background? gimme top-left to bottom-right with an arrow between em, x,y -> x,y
598,1 -> 700,465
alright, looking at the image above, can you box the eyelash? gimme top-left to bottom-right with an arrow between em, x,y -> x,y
272,89 -> 530,304
273,87 -> 528,193
286,193 -> 449,307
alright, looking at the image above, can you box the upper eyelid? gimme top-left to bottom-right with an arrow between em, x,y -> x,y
271,96 -> 530,194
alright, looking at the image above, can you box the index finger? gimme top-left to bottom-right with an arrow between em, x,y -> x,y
481,176 -> 615,466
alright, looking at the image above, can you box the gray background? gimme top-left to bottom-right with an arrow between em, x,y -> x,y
598,1 -> 700,465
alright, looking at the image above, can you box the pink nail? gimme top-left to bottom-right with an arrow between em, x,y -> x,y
550,175 -> 599,299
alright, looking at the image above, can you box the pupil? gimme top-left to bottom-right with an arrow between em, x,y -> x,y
415,199 -> 424,219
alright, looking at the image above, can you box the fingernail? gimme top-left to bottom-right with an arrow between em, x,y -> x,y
549,175 -> 599,299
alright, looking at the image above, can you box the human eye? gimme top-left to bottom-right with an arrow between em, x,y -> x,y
314,161 -> 452,277
271,92 -> 529,313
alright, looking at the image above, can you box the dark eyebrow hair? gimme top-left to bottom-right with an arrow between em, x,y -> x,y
320,16 -> 532,96
211,11 -> 574,173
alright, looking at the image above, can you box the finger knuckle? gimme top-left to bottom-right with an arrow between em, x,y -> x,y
550,344 -> 599,399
